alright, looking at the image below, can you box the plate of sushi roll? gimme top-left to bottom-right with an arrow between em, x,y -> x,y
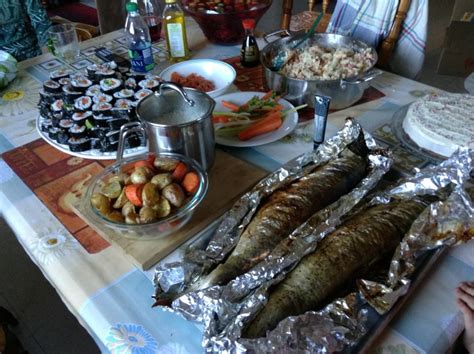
36,64 -> 164,159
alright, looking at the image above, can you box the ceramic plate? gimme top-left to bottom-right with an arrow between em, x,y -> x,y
214,91 -> 299,147
36,115 -> 147,160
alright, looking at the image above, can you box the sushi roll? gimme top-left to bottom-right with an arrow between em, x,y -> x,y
68,137 -> 91,152
62,85 -> 82,104
138,78 -> 160,91
95,68 -> 116,81
71,77 -> 93,93
134,89 -> 152,102
107,118 -> 128,130
92,93 -> 113,104
124,77 -> 137,90
111,108 -> 131,119
51,112 -> 63,127
113,88 -> 134,100
72,111 -> 92,126
43,80 -> 62,94
48,126 -> 62,141
114,98 -> 133,110
40,118 -> 52,132
90,138 -> 102,150
58,77 -> 72,86
62,102 -> 75,118
88,126 -> 106,139
86,84 -> 101,97
51,99 -> 64,113
86,64 -> 98,80
100,78 -> 122,95
69,124 -> 87,138
59,118 -> 74,130
92,102 -> 113,116
50,69 -> 72,82
74,96 -> 93,112
92,114 -> 111,128
57,129 -> 70,144
38,88 -> 57,105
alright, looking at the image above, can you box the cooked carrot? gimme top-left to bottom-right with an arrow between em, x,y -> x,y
221,100 -> 240,112
134,160 -> 154,171
182,171 -> 200,194
212,115 -> 231,124
262,90 -> 274,100
238,112 -> 282,141
172,162 -> 188,181
124,183 -> 144,207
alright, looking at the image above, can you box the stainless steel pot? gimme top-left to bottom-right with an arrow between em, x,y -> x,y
261,31 -> 382,109
119,82 -> 216,170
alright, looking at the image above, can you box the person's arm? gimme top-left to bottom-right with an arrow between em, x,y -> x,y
25,0 -> 52,47
456,281 -> 474,354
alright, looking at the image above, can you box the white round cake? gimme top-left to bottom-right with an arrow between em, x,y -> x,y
402,93 -> 474,157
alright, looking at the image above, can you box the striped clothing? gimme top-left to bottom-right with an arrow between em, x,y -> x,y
0,0 -> 52,61
327,0 -> 428,79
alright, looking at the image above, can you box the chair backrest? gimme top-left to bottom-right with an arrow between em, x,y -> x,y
280,0 -> 411,69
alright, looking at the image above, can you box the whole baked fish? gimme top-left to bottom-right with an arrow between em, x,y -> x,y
188,133 -> 370,293
243,196 -> 434,339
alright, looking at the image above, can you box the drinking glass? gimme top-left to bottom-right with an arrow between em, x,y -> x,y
48,23 -> 80,62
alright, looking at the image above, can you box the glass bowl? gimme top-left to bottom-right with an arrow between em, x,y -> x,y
183,0 -> 272,45
81,152 -> 208,240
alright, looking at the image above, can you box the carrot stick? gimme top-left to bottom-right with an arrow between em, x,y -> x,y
124,184 -> 144,207
182,171 -> 200,194
172,162 -> 188,181
221,100 -> 240,112
212,115 -> 231,124
238,112 -> 282,141
262,90 -> 274,100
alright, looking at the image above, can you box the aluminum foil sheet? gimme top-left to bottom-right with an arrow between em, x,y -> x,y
154,118 -> 391,306
174,148 -> 473,353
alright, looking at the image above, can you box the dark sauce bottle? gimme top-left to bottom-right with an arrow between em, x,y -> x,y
240,19 -> 260,67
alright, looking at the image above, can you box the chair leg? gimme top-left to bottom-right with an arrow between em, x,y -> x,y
281,0 -> 293,30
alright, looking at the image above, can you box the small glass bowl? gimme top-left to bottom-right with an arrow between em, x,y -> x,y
81,152 -> 208,240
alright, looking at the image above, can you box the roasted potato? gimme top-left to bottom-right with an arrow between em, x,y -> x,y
107,210 -> 125,223
113,188 -> 129,209
121,201 -> 136,217
154,157 -> 179,171
142,182 -> 160,207
130,166 -> 153,184
150,173 -> 173,189
125,213 -> 140,224
139,206 -> 158,223
162,183 -> 185,208
91,193 -> 111,215
152,196 -> 171,218
109,172 -> 130,185
102,180 -> 122,199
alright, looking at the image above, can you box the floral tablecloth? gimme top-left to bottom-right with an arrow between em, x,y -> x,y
0,20 -> 472,354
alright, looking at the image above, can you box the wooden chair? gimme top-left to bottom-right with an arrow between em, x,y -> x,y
280,0 -> 412,69
50,15 -> 99,41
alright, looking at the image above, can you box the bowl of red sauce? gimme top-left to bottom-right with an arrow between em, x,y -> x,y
183,0 -> 272,45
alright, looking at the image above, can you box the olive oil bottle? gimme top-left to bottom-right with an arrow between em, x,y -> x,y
162,0 -> 189,62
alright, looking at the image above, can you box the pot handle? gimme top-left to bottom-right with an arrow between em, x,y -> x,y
263,29 -> 292,43
340,69 -> 383,89
116,121 -> 147,170
156,82 -> 195,107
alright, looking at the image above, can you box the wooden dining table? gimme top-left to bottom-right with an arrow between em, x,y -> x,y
0,18 -> 472,353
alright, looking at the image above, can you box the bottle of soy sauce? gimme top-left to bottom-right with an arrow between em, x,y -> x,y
240,19 -> 260,68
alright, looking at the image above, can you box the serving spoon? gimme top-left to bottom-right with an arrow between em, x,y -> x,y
272,12 -> 324,71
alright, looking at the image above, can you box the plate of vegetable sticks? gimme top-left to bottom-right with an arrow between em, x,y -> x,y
212,91 -> 305,147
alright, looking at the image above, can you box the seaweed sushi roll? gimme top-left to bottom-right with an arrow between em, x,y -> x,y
93,114 -> 111,127
58,77 -> 72,86
62,102 -> 75,118
95,68 -> 116,81
50,69 -> 72,81
100,78 -> 122,94
58,118 -> 74,130
86,64 -> 98,80
113,88 -> 134,100
68,137 -> 91,152
114,98 -> 133,109
134,89 -> 152,102
92,102 -> 113,116
43,80 -> 62,94
71,77 -> 93,93
86,84 -> 101,97
48,126 -> 62,140
51,99 -> 64,112
124,77 -> 137,90
57,129 -> 70,144
74,96 -> 93,111
62,85 -> 82,104
138,78 -> 160,90
72,111 -> 92,126
40,118 -> 52,132
69,124 -> 87,138
111,108 -> 130,119
92,93 -> 113,104
90,138 -> 102,150
107,118 -> 128,130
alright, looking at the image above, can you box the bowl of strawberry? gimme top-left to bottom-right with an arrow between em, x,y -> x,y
183,0 -> 272,45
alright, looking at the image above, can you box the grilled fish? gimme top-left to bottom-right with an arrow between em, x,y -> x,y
243,196 -> 434,339
188,134 -> 370,293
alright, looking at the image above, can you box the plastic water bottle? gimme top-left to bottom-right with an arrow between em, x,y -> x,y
125,2 -> 155,73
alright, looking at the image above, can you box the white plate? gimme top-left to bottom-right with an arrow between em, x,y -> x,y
36,115 -> 147,160
159,59 -> 236,98
214,92 -> 299,147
